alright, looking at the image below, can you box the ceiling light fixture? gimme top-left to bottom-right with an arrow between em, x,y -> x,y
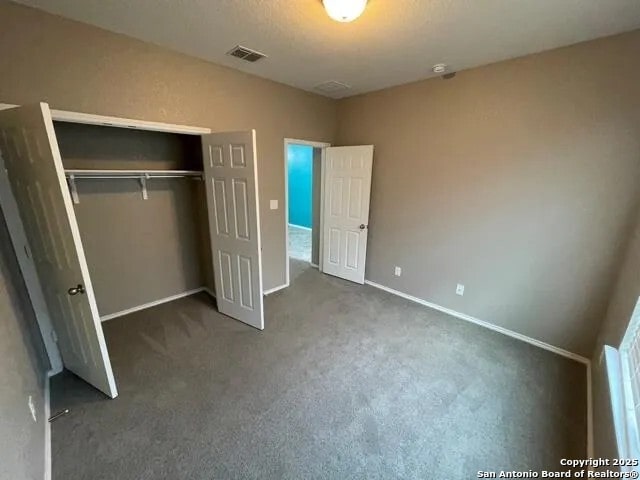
323,0 -> 368,23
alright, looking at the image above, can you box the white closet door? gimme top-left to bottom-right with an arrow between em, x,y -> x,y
322,145 -> 374,284
201,130 -> 264,330
0,103 -> 117,398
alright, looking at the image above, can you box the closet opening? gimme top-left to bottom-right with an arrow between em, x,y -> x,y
53,121 -> 215,321
0,102 -> 265,397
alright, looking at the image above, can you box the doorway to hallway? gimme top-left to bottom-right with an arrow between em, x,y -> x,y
287,144 -> 313,261
284,139 -> 330,285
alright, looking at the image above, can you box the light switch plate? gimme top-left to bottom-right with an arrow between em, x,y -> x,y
270,200 -> 278,210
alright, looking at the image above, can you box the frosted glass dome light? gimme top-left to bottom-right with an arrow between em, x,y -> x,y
323,0 -> 368,22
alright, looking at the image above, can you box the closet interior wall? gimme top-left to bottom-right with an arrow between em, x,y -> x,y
53,121 -> 214,318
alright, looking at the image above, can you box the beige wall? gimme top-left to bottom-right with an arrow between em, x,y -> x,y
592,208 -> 640,458
0,1 -> 337,291
0,211 -> 48,480
71,179 -> 206,316
337,30 -> 640,357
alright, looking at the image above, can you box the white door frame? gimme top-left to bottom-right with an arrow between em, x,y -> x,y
283,138 -> 331,288
0,103 -> 211,135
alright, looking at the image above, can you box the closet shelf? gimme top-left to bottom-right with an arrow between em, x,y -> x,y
64,169 -> 203,179
64,169 -> 204,205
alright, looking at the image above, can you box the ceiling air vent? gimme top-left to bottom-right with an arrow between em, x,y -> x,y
226,45 -> 267,63
314,81 -> 351,96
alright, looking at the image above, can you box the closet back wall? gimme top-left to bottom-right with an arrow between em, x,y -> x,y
0,1 -> 337,291
55,122 -> 211,316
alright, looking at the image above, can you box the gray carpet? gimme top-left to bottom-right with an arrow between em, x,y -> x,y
51,259 -> 586,479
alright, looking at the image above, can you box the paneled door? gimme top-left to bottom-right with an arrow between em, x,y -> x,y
201,130 -> 264,330
322,146 -> 374,284
0,104 -> 117,398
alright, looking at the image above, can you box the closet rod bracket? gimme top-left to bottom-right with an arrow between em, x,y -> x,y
139,173 -> 150,200
68,174 -> 80,205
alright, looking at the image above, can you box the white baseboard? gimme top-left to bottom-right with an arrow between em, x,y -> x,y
100,288 -> 206,322
310,263 -> 319,269
587,362 -> 594,459
263,283 -> 288,296
288,223 -> 312,232
44,370 -> 53,480
364,279 -> 590,365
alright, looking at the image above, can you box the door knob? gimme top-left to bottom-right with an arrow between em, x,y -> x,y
359,224 -> 367,230
68,284 -> 85,296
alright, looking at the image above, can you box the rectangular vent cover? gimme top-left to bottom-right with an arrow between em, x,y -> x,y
314,80 -> 352,94
226,45 -> 267,63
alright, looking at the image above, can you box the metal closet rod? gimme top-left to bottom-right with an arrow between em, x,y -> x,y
66,174 -> 200,179
63,169 -> 203,179
64,170 -> 203,204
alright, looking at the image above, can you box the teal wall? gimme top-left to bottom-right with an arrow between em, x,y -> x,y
287,144 -> 313,228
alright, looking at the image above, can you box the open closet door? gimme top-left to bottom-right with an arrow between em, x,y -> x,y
322,145 -> 374,284
0,103 -> 117,398
201,130 -> 264,330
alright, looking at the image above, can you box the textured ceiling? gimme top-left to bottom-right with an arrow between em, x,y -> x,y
14,0 -> 640,98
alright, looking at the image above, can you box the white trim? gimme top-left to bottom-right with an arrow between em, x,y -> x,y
318,147 -> 327,273
310,263 -> 319,269
364,279 -> 590,364
284,138 -> 331,287
0,102 -> 210,135
587,361 -> 594,459
251,129 -> 265,329
263,284 -> 288,296
284,138 -> 332,148
288,223 -> 312,232
100,288 -> 206,322
44,370 -> 52,480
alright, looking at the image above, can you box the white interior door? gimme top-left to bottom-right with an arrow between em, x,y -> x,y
322,145 -> 374,284
0,103 -> 117,398
201,130 -> 264,330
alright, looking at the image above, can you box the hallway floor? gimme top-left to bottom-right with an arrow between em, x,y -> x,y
288,224 -> 312,262
51,259 -> 587,479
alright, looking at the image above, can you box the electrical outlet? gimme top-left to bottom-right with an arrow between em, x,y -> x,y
28,395 -> 36,422
394,266 -> 402,276
456,284 -> 465,296
269,199 -> 278,210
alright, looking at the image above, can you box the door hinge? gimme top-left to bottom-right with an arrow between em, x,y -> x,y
51,330 -> 58,343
